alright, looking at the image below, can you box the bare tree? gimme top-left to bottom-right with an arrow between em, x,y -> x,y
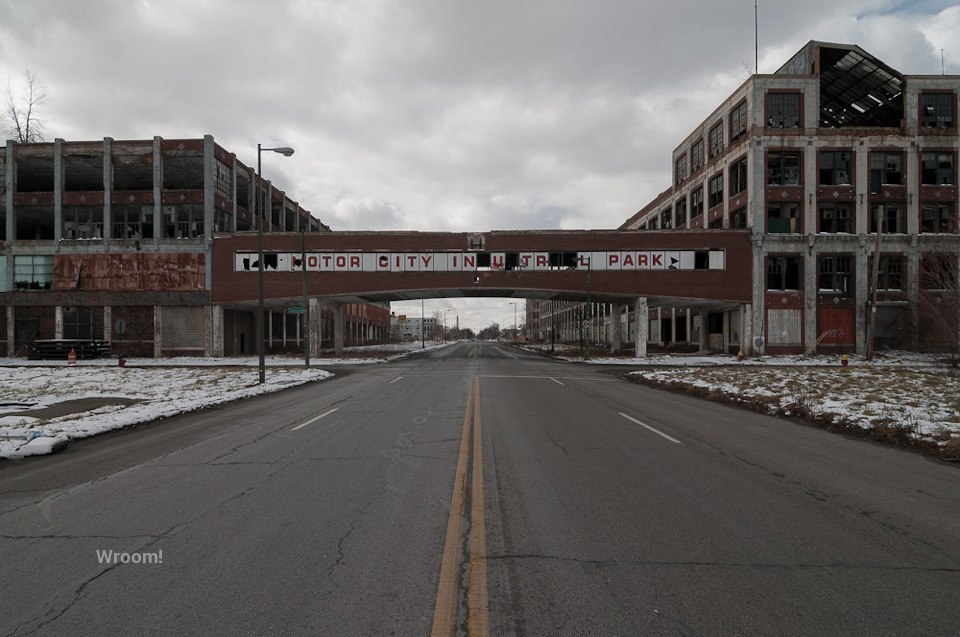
3,69 -> 47,143
918,252 -> 960,366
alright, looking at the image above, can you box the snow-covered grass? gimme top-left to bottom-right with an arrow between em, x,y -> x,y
626,365 -> 960,458
0,341 -> 454,460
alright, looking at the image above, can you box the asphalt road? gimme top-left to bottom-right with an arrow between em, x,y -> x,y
1,341 -> 958,636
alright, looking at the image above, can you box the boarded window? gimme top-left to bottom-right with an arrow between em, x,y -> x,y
161,307 -> 204,349
767,309 -> 802,345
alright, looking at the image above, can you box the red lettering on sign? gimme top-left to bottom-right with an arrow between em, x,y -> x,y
491,255 -> 504,269
394,255 -> 402,268
536,254 -> 549,267
350,255 -> 361,268
307,255 -> 318,268
321,255 -> 332,268
335,255 -> 347,268
378,255 -> 389,268
407,254 -> 418,267
608,254 -> 620,267
578,254 -> 590,267
520,255 -> 532,268
463,255 -> 476,269
421,255 -> 432,268
622,253 -> 635,268
637,253 -> 649,267
652,253 -> 663,267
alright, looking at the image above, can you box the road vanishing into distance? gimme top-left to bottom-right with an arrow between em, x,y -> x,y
1,341 -> 959,636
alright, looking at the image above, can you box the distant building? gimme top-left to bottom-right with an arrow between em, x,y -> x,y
390,314 -> 437,341
619,41 -> 959,354
1,135 -> 389,357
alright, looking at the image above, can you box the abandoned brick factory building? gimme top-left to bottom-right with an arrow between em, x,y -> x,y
0,135 -> 389,357
615,40 -> 960,355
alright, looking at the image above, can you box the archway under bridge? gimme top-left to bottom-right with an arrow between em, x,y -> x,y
211,230 -> 753,356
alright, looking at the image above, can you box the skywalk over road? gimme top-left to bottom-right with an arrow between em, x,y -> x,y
1,342 -> 959,635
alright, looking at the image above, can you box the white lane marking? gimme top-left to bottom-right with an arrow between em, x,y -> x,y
291,408 -> 339,431
618,412 -> 682,445
388,376 -> 404,384
549,377 -> 564,385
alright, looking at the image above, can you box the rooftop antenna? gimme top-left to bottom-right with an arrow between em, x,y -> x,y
755,1 -> 759,74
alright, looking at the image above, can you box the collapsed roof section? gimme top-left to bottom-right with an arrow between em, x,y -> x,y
777,40 -> 905,128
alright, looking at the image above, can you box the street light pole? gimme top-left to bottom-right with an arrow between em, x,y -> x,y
256,143 -> 295,384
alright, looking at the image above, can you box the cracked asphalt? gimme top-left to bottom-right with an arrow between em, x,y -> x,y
1,341 -> 959,636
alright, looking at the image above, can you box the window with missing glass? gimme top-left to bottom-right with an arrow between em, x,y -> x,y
768,203 -> 800,233
708,123 -> 723,159
214,159 -> 232,201
674,198 -> 687,228
874,255 -> 903,290
162,204 -> 205,239
675,155 -> 688,185
62,207 -> 103,240
730,101 -> 748,141
63,306 -> 104,340
921,203 -> 955,233
691,139 -> 705,173
766,93 -> 801,128
767,151 -> 801,185
730,206 -> 747,229
690,186 -> 704,218
870,152 -> 903,191
767,255 -> 801,290
660,208 -> 672,229
921,93 -> 954,129
112,205 -> 154,239
819,151 -> 852,185
869,203 -> 903,233
921,152 -> 954,185
707,174 -> 724,209
819,255 -> 853,296
819,203 -> 852,233
729,156 -> 747,195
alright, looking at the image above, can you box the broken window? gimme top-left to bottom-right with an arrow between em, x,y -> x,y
708,122 -> 723,159
766,93 -> 801,128
873,255 -> 903,290
690,185 -> 703,219
730,206 -> 747,229
921,152 -> 954,185
729,156 -> 747,195
767,203 -> 800,233
708,173 -> 724,209
62,206 -> 104,240
15,206 -> 55,239
162,155 -> 204,190
730,100 -> 748,141
691,139 -> 705,173
869,203 -> 903,233
870,152 -> 902,191
13,255 -> 53,290
767,255 -> 801,290
112,205 -> 154,239
63,306 -> 104,340
675,154 -> 687,185
674,197 -> 687,228
818,203 -> 852,233
819,151 -> 852,185
660,208 -> 672,229
112,154 -> 154,190
214,159 -> 232,201
819,255 -> 853,296
921,93 -> 954,129
767,151 -> 801,185
162,204 -> 204,239
921,203 -> 955,233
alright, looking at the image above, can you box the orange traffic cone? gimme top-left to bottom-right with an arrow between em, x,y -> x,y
67,348 -> 77,366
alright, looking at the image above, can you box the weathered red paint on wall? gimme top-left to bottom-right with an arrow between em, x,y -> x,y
54,253 -> 205,291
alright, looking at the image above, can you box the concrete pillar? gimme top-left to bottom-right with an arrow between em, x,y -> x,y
6,307 -> 15,357
333,302 -> 345,354
103,306 -> 112,344
203,135 -> 215,292
699,308 -> 709,351
103,137 -> 113,242
635,297 -> 648,358
741,303 -> 753,355
4,140 -> 14,243
855,243 -> 869,354
153,306 -> 162,358
152,137 -> 163,241
53,138 -> 63,244
55,306 -> 64,339
610,303 -> 624,354
230,153 -> 238,232
210,304 -> 224,356
803,247 -> 818,353
308,298 -> 321,358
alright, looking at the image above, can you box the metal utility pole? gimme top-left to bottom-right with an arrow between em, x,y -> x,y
299,225 -> 309,368
866,204 -> 883,360
421,298 -> 425,348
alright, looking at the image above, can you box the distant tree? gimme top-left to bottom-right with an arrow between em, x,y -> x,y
3,69 -> 47,143
918,252 -> 960,366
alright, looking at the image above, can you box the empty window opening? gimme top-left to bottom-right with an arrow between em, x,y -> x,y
819,151 -> 852,185
767,255 -> 801,290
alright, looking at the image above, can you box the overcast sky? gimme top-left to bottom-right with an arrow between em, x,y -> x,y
2,1 -> 958,331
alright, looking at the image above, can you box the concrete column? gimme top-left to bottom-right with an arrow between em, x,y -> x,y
103,137 -> 113,242
55,306 -> 64,339
308,298 -> 321,358
635,297 -> 648,358
906,248 -> 920,349
203,135 -> 215,293
333,301 -> 345,354
103,306 -> 112,344
699,308 -> 709,351
741,303 -> 753,356
210,304 -> 224,356
230,153 -> 238,232
610,303 -> 623,354
751,234 -> 766,355
803,248 -> 818,353
152,137 -> 163,241
6,307 -> 15,356
53,138 -> 63,244
4,141 -> 14,243
855,242 -> 869,354
906,147 -> 920,234
153,305 -> 162,358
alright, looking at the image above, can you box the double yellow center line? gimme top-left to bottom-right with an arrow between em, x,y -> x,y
431,377 -> 489,637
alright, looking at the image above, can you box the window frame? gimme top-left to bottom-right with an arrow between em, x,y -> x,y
729,155 -> 748,195
707,173 -> 724,209
818,254 -> 854,297
819,150 -> 853,186
869,203 -> 903,234
767,255 -> 802,291
708,122 -> 724,159
767,150 -> 802,186
691,138 -> 705,173
920,203 -> 955,233
818,202 -> 853,234
766,92 -> 802,129
870,151 -> 904,192
920,92 -> 955,130
767,202 -> 801,234
729,100 -> 748,141
920,151 -> 955,186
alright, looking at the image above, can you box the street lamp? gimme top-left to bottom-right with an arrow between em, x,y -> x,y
257,144 -> 295,384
